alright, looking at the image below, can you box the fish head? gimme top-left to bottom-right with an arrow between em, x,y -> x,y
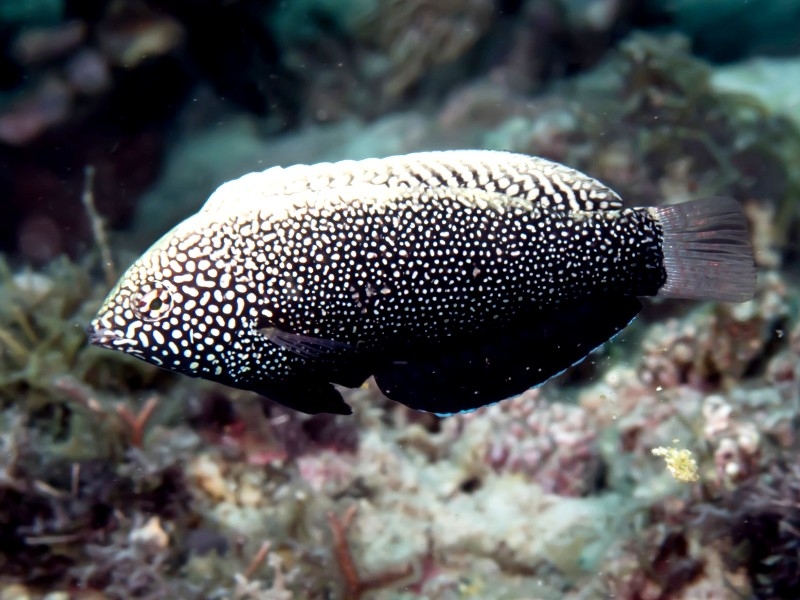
87,224 -> 237,381
89,263 -> 177,359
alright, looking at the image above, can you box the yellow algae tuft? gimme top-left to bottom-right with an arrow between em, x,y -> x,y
652,442 -> 700,483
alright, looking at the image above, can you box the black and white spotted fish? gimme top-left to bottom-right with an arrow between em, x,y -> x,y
88,150 -> 756,415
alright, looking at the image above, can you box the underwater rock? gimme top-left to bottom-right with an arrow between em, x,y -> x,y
712,57 -> 800,129
270,0 -> 494,98
643,0 -> 800,60
95,2 -> 185,69
0,76 -> 71,147
267,0 -> 379,50
10,20 -> 86,65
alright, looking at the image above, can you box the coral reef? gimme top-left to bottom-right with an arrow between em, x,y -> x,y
356,0 -> 495,97
1,4 -> 799,600
700,460 -> 800,599
1,253 -> 795,598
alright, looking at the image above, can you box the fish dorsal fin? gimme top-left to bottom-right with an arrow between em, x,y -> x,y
373,296 -> 642,416
200,150 -> 623,214
387,150 -> 624,211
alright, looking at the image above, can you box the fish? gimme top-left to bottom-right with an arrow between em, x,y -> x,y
88,150 -> 756,415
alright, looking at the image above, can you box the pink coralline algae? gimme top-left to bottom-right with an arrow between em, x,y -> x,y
639,272 -> 788,390
458,391 -> 603,497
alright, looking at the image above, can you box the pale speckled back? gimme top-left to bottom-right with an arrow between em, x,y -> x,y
199,150 -> 625,216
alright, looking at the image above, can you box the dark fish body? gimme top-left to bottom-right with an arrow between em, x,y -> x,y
89,150 -> 756,415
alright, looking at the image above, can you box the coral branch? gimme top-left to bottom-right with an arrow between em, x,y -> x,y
327,505 -> 412,599
81,163 -> 116,287
242,540 -> 271,580
116,396 -> 159,448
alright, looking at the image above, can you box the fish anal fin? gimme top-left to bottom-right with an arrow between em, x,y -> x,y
374,296 -> 642,415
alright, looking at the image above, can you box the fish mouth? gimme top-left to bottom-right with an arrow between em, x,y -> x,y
86,323 -> 118,347
86,322 -> 138,350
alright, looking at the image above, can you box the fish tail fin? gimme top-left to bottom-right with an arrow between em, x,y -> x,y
653,197 -> 756,302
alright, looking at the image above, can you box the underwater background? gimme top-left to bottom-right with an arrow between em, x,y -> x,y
1,0 -> 799,598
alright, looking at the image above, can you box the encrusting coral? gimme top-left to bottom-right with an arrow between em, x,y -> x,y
0,16 -> 799,600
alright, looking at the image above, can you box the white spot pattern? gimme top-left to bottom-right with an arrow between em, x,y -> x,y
89,150 -> 665,394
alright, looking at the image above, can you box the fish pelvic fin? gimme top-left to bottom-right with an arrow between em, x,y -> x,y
253,379 -> 353,415
653,197 -> 756,303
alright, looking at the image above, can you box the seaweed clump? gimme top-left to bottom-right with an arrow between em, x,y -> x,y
0,255 -> 169,408
699,460 -> 800,600
0,405 -> 194,593
0,251 -> 378,598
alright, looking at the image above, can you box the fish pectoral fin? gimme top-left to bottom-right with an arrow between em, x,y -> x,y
257,326 -> 356,360
252,378 -> 353,415
256,326 -> 374,388
373,296 -> 642,416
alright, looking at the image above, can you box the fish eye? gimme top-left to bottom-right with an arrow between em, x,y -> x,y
131,283 -> 174,322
